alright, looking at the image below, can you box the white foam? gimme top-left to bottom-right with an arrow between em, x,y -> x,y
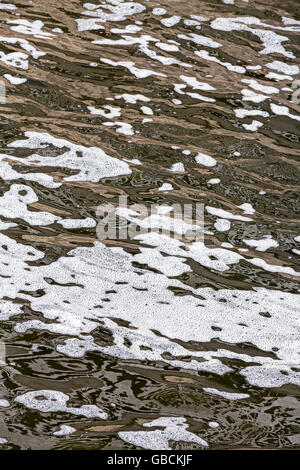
156,42 -> 179,52
214,219 -> 231,232
206,205 -> 253,221
221,242 -> 233,249
0,158 -> 61,189
241,79 -> 278,94
161,16 -> 181,28
180,75 -> 215,91
75,18 -> 105,32
0,184 -> 60,226
282,17 -> 300,26
174,83 -> 186,95
119,417 -> 208,449
113,209 -> 202,243
187,92 -> 215,103
100,58 -> 166,78
8,132 -> 132,182
208,421 -> 219,428
3,74 -> 27,85
116,93 -> 150,104
152,8 -> 166,16
0,231 -> 297,387
178,33 -> 222,48
88,105 -> 121,118
0,400 -> 10,407
195,152 -> 217,167
242,120 -> 263,132
203,388 -> 249,400
0,36 -> 45,60
170,163 -> 185,173
158,183 -> 173,192
0,300 -> 22,320
270,104 -> 300,122
266,60 -> 299,75
248,257 -> 298,276
195,50 -> 245,74
94,34 -> 190,67
140,105 -> 153,115
235,109 -> 269,118
103,121 -> 134,135
243,237 -> 278,252
133,248 -> 191,277
15,390 -> 108,418
184,19 -> 201,27
52,28 -> 63,33
7,20 -> 55,39
211,18 -> 295,58
241,89 -> 269,103
0,2 -> 16,9
110,24 -> 141,34
246,65 -> 261,70
191,15 -> 209,22
53,425 -> 76,436
76,2 -> 146,31
237,203 -> 255,214
58,218 -> 96,229
266,72 -> 292,81
208,178 -> 220,184
0,36 -> 45,69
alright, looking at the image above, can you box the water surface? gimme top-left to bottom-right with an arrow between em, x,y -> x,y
0,0 -> 300,450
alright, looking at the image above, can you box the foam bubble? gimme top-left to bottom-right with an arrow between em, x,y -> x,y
0,400 -> 10,407
161,16 -> 181,28
119,417 -> 208,449
15,390 -> 108,419
3,74 -> 27,85
243,237 -> 279,252
8,132 -> 132,182
203,388 -> 249,400
53,425 -> 76,436
76,2 -> 146,31
195,152 -> 217,167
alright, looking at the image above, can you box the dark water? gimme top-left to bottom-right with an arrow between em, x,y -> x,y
0,0 -> 300,450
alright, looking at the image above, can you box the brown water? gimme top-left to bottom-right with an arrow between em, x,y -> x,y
0,0 -> 300,450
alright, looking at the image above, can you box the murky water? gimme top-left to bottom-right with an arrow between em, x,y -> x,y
0,0 -> 299,450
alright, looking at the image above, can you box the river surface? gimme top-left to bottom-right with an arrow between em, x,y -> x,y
0,0 -> 300,450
